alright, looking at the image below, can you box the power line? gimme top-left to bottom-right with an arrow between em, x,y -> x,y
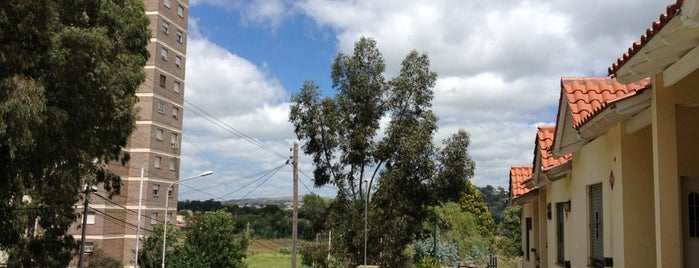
225,164 -> 285,202
89,205 -> 154,233
216,163 -> 287,200
184,99 -> 289,160
93,193 -> 164,224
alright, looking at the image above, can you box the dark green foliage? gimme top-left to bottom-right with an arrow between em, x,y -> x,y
289,37 -> 477,267
86,248 -> 122,268
137,224 -> 183,268
479,185 -> 509,224
0,0 -> 149,265
299,241 -> 329,268
139,210 -> 249,268
496,206 -> 522,257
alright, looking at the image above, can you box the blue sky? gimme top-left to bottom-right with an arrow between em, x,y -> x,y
177,0 -> 671,201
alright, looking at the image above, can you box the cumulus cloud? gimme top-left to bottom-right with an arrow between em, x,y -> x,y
181,0 -> 671,198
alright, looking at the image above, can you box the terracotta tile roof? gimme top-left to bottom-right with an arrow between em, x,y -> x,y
509,166 -> 535,201
536,125 -> 572,171
561,77 -> 651,129
608,0 -> 683,76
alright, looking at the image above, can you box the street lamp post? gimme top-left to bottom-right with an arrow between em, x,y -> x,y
161,171 -> 213,268
364,180 -> 369,266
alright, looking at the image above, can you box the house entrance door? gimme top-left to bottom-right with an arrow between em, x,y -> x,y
682,176 -> 699,267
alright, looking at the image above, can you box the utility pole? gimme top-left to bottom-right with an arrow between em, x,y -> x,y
291,141 -> 299,268
78,185 -> 94,268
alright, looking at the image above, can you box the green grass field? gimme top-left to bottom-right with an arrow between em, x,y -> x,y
246,238 -> 305,268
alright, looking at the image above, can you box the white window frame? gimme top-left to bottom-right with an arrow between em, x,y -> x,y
150,212 -> 158,224
153,184 -> 160,196
171,134 -> 179,149
84,242 -> 94,253
162,21 -> 169,34
173,81 -> 180,93
176,30 -> 183,43
164,0 -> 171,8
172,107 -> 179,118
160,48 -> 168,61
156,128 -> 164,141
169,158 -> 176,171
157,101 -> 165,114
85,211 -> 96,225
154,156 -> 162,168
175,55 -> 181,68
177,5 -> 184,17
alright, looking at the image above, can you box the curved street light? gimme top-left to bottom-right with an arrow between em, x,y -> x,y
161,171 -> 213,268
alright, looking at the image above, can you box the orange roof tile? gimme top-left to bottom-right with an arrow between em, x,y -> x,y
561,77 -> 651,129
536,125 -> 572,170
608,1 -> 683,76
509,166 -> 535,201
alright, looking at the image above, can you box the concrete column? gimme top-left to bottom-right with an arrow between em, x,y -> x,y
651,75 -> 682,267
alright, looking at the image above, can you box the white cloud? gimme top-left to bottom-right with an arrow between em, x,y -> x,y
182,0 -> 671,198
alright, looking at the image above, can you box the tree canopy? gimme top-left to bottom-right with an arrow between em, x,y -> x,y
289,37 -> 477,266
0,0 -> 149,265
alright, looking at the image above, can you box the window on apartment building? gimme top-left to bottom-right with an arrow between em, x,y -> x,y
174,81 -> 180,93
175,55 -> 181,68
172,107 -> 179,118
150,212 -> 158,224
154,156 -> 162,168
177,5 -> 184,17
157,101 -> 165,113
153,184 -> 160,196
163,0 -> 170,7
159,74 -> 166,88
161,48 -> 168,61
556,202 -> 566,264
85,211 -> 96,225
171,134 -> 178,149
162,21 -> 169,34
589,183 -> 604,267
525,217 -> 532,261
176,30 -> 183,43
156,128 -> 164,141
168,185 -> 174,197
690,192 -> 699,237
167,212 -> 173,224
169,158 -> 176,171
84,242 -> 94,253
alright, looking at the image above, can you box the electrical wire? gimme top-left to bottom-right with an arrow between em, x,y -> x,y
93,192 -> 164,224
89,205 -> 154,233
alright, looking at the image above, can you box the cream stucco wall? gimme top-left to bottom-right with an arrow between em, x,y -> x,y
521,198 -> 538,268
544,176 -> 571,268
619,124 -> 656,268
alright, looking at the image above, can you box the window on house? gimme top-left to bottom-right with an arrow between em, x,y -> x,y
85,211 -> 96,225
169,158 -> 176,171
150,212 -> 158,224
176,30 -> 183,43
156,128 -> 164,141
159,74 -> 166,88
160,48 -> 168,61
175,55 -> 181,68
154,156 -> 162,168
162,21 -> 169,34
526,217 -> 532,261
556,202 -> 566,264
173,81 -> 180,93
177,5 -> 184,17
170,134 -> 178,149
689,192 -> 699,237
153,184 -> 160,196
172,107 -> 179,118
157,101 -> 165,113
589,183 -> 604,267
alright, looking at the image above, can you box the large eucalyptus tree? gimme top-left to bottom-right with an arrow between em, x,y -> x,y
290,37 -> 476,266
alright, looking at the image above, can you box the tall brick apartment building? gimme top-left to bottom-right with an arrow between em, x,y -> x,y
68,0 -> 189,266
